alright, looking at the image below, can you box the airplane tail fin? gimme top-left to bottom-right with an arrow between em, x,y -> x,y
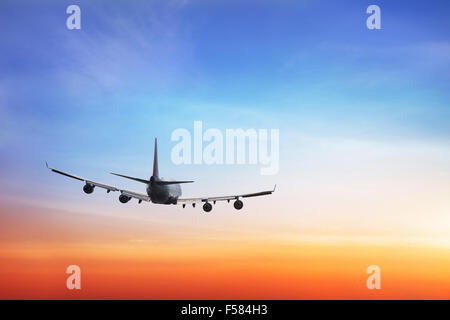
153,138 -> 159,178
110,138 -> 194,185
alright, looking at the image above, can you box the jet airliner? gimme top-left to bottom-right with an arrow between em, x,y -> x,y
46,139 -> 275,212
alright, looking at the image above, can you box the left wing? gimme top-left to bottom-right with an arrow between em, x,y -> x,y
46,162 -> 150,203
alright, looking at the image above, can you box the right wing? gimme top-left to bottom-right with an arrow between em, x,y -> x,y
46,162 -> 150,203
177,185 -> 276,204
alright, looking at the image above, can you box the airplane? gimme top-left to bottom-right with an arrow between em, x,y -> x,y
46,138 -> 276,213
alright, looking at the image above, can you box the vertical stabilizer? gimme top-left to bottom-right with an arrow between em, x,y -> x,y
153,138 -> 159,178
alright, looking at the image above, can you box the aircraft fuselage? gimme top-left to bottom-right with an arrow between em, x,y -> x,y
146,176 -> 182,204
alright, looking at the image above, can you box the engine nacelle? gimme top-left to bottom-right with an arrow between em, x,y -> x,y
203,202 -> 213,213
233,199 -> 243,210
83,183 -> 94,194
119,194 -> 131,203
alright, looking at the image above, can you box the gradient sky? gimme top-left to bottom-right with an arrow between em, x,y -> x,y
0,0 -> 449,299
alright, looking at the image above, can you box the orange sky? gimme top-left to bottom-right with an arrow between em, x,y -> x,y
1,0 -> 449,301
1,202 -> 449,299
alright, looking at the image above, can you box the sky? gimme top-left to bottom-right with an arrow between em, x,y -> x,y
0,0 -> 449,299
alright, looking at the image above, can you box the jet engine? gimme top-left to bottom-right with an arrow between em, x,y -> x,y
119,194 -> 131,203
203,202 -> 213,213
83,183 -> 94,194
233,199 -> 243,210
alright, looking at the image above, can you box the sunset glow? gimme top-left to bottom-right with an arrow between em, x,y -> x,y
1,0 -> 449,299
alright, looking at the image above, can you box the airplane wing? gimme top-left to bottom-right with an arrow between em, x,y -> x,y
46,162 -> 150,203
177,185 -> 276,205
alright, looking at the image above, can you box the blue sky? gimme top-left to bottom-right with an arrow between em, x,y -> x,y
0,0 -> 449,219
2,2 -> 450,301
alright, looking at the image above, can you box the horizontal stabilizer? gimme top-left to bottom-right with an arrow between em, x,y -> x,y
110,172 -> 150,184
155,180 -> 194,185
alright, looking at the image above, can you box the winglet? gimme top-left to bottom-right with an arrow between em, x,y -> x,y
45,161 -> 49,169
273,184 -> 277,192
